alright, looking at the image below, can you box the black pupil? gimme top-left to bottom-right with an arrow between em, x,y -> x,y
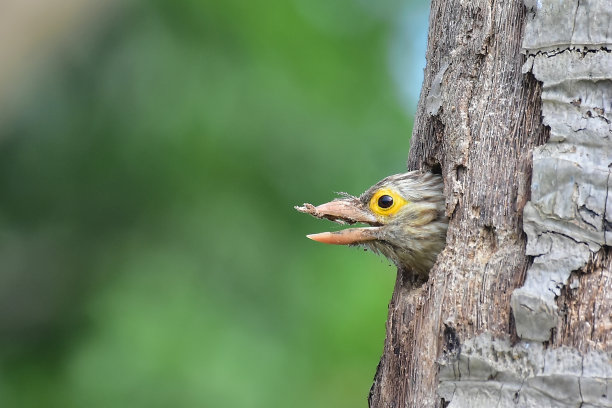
377,195 -> 394,209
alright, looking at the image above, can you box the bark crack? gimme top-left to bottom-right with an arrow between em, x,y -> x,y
530,224 -> 592,249
467,356 -> 470,378
570,0 -> 580,44
495,383 -> 504,408
513,379 -> 526,404
525,47 -> 612,59
578,355 -> 584,407
604,169 -> 610,246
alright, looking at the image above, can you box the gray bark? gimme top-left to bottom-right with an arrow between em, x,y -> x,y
368,0 -> 611,407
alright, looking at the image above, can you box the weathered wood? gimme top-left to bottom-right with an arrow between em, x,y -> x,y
368,0 -> 611,407
554,247 -> 612,353
369,1 -> 546,406
512,0 -> 612,345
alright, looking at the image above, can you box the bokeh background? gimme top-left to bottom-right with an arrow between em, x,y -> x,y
0,0 -> 429,406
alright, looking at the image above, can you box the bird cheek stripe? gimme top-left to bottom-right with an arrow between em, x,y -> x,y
369,189 -> 408,217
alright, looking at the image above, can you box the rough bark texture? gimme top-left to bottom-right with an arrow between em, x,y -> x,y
368,0 -> 611,407
512,0 -> 612,346
554,248 -> 612,352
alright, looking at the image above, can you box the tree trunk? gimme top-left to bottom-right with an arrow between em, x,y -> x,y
368,0 -> 611,407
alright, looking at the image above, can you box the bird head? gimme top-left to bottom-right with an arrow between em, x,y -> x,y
296,171 -> 448,280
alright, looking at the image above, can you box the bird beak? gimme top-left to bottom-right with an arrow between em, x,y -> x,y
305,228 -> 378,245
295,199 -> 381,245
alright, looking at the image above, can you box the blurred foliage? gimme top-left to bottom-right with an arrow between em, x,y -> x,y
0,0 -> 428,406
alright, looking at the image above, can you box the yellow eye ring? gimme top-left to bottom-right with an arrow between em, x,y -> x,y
369,189 -> 408,216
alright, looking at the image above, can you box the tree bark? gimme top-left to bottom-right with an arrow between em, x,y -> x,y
368,0 -> 611,407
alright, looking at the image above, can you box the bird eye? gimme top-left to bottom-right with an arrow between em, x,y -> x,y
377,195 -> 394,209
369,189 -> 408,216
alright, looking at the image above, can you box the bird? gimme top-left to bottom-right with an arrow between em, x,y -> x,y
295,171 -> 448,283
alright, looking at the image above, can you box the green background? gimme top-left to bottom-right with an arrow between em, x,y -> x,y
0,0 -> 428,406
